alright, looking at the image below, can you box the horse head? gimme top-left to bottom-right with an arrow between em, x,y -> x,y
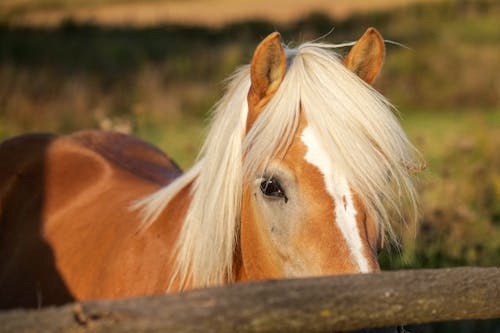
239,29 -> 388,280
138,28 -> 420,291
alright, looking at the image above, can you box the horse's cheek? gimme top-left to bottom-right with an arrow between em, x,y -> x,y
240,189 -> 283,279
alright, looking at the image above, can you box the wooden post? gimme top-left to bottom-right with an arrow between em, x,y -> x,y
1,267 -> 499,332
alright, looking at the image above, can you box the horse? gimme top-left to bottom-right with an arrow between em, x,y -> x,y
0,28 -> 421,310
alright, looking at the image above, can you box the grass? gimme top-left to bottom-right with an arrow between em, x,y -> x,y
380,108 -> 500,269
135,113 -> 206,169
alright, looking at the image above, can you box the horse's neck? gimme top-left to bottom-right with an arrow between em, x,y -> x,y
231,243 -> 249,283
150,180 -> 193,244
141,181 -> 193,290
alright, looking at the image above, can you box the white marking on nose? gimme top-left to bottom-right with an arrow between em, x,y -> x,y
301,126 -> 370,273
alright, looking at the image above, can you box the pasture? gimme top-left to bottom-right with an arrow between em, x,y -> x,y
0,0 -> 498,331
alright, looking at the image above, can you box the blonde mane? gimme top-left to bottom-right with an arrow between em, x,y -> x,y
134,41 -> 422,290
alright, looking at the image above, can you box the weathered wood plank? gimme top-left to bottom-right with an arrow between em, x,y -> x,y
1,267 -> 498,333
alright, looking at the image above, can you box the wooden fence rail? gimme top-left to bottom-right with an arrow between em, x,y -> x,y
0,267 -> 499,332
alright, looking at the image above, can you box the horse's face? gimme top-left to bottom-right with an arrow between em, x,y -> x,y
239,30 -> 386,280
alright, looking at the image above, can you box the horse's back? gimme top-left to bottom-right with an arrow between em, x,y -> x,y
0,131 -> 182,309
0,130 -> 181,188
67,131 -> 182,186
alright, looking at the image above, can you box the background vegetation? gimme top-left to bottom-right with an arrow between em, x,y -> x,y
0,0 -> 498,330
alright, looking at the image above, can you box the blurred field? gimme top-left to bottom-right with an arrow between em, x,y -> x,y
0,0 -> 498,271
1,0 -> 440,27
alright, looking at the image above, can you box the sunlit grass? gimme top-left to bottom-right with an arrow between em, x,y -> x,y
380,108 -> 500,269
134,113 -> 206,170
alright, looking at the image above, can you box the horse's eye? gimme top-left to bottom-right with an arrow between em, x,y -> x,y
260,178 -> 288,203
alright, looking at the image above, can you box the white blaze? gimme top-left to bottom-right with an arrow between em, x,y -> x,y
301,126 -> 370,273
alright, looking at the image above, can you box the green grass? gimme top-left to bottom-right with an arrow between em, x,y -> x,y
135,113 -> 206,170
380,108 -> 500,269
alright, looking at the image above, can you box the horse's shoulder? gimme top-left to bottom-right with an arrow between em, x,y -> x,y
67,130 -> 182,186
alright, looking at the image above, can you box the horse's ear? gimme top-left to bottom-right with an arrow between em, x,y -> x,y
343,27 -> 385,84
249,32 -> 287,101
